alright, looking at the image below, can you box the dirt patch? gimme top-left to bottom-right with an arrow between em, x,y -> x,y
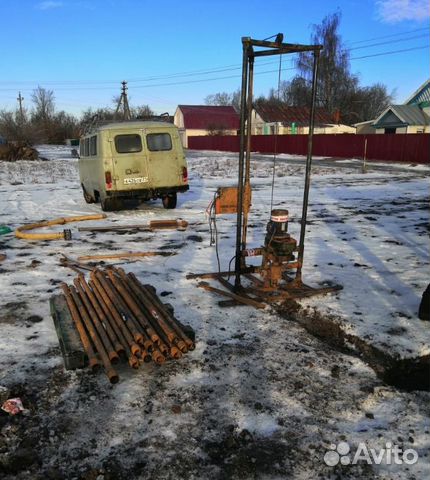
0,302 -> 28,324
276,301 -> 430,391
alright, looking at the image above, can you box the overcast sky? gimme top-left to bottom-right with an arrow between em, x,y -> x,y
1,0 -> 428,116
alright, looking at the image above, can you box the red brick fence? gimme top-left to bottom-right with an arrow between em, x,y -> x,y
188,133 -> 429,164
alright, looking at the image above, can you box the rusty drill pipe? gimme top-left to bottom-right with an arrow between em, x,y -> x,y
170,346 -> 182,359
88,280 -> 140,369
121,270 -> 188,353
88,279 -> 128,355
105,268 -> 159,344
151,348 -> 166,365
106,281 -> 154,352
110,268 -> 174,350
69,285 -> 119,384
148,219 -> 189,230
104,269 -> 160,345
102,271 -> 148,344
78,276 -> 125,356
106,267 -> 158,347
127,271 -> 194,351
114,268 -> 178,345
140,282 -> 195,351
91,269 -> 142,347
103,270 -> 155,349
141,349 -> 152,363
155,338 -> 169,356
74,277 -> 120,365
108,269 -> 164,352
89,273 -> 141,358
93,270 -> 145,346
61,283 -> 101,372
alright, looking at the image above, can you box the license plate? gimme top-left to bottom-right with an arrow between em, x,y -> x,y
124,177 -> 148,185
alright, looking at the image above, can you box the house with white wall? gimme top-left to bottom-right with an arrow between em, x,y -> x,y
372,79 -> 430,134
251,104 -> 355,135
174,105 -> 239,147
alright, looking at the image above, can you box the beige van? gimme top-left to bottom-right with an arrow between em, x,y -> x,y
79,121 -> 188,211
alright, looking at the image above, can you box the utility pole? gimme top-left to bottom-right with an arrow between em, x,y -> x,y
114,81 -> 131,121
17,92 -> 25,124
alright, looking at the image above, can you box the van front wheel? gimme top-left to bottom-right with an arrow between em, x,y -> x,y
162,193 -> 177,209
82,185 -> 95,204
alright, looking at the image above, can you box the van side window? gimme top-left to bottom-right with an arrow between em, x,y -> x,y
90,135 -> 97,156
80,140 -> 84,157
115,134 -> 142,153
147,133 -> 172,151
84,138 -> 90,156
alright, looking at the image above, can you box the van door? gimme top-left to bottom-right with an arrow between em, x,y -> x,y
145,129 -> 180,187
109,129 -> 149,191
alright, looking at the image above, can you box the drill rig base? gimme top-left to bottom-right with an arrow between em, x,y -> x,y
193,270 -> 342,309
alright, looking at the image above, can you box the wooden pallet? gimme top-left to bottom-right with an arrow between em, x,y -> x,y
50,294 -> 87,370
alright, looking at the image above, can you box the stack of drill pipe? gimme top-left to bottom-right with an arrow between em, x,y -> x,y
60,267 -> 194,383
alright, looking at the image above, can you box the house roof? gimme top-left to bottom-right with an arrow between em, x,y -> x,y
404,79 -> 430,106
373,104 -> 430,128
178,105 -> 240,130
352,120 -> 375,127
254,104 -> 333,125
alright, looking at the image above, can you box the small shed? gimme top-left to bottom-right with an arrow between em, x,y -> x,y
354,120 -> 376,135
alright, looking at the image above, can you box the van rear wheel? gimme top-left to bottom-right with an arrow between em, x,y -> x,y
101,197 -> 122,212
162,193 -> 177,209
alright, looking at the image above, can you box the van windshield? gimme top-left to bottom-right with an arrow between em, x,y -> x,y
115,134 -> 142,153
147,133 -> 172,151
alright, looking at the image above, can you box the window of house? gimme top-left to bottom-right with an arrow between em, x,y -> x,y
84,138 -> 90,156
114,134 -> 142,153
146,133 -> 172,151
90,135 -> 97,156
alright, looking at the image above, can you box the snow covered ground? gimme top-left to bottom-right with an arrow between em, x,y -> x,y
0,146 -> 429,479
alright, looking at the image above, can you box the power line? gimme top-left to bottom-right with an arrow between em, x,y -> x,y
348,34 -> 429,51
0,28 -> 427,88
0,57 -> 297,87
345,26 -> 429,46
351,45 -> 429,60
0,66 -> 298,93
0,38 -> 428,99
0,42 -> 427,95
1,43 -> 427,94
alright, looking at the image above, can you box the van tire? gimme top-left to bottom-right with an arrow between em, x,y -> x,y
162,193 -> 177,209
101,197 -> 121,212
82,185 -> 95,204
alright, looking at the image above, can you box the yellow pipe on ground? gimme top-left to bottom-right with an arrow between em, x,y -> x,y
15,214 -> 107,241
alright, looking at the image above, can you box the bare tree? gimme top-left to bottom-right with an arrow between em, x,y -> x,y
206,123 -> 229,136
205,89 -> 241,111
296,11 -> 357,114
134,104 -> 154,119
205,92 -> 232,106
31,86 -> 55,121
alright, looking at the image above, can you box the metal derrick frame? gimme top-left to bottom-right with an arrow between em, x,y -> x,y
190,35 -> 342,307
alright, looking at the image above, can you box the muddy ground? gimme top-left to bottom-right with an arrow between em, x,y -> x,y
0,149 -> 429,479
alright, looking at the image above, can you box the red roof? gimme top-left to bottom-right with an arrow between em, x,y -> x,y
255,104 -> 334,125
178,105 -> 240,130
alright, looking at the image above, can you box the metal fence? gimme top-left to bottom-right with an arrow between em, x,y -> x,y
188,133 -> 430,164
